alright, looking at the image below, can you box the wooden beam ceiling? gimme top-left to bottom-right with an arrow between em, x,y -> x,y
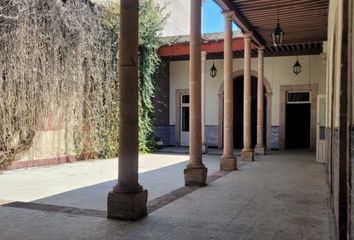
214,0 -> 329,47
213,0 -> 265,46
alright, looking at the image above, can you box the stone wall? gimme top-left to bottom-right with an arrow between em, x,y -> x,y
332,128 -> 340,232
351,128 -> 354,158
325,127 -> 332,189
323,127 -> 353,229
352,127 -> 354,237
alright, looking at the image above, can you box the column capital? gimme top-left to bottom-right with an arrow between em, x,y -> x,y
222,10 -> 234,20
243,32 -> 253,40
257,46 -> 265,52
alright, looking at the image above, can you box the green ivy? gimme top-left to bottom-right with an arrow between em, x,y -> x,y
138,0 -> 167,153
102,0 -> 166,155
0,0 -> 165,167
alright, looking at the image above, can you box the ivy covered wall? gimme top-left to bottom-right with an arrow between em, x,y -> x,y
0,0 -> 166,168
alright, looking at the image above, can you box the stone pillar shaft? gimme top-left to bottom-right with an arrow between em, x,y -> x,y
184,0 -> 207,186
255,47 -> 265,155
241,33 -> 254,161
107,0 -> 147,220
116,0 -> 140,193
223,13 -> 233,157
220,11 -> 237,171
189,0 -> 202,166
201,51 -> 207,153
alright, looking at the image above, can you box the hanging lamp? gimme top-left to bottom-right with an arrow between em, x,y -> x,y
210,61 -> 217,78
271,0 -> 284,47
293,57 -> 302,75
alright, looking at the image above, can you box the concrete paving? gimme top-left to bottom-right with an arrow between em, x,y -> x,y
0,151 -> 335,239
0,153 -> 219,209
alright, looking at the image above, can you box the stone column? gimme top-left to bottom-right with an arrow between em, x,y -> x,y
255,46 -> 265,155
107,0 -> 147,220
241,32 -> 254,161
220,10 -> 237,171
184,0 -> 207,186
201,51 -> 208,154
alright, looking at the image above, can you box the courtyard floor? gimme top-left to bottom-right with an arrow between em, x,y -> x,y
0,150 -> 335,239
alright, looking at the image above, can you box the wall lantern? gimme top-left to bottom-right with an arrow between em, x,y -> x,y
293,57 -> 302,75
271,0 -> 284,46
210,61 -> 217,78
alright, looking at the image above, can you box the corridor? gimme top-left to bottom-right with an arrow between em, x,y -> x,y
0,151 -> 334,239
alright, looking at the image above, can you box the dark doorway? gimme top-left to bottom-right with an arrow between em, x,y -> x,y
285,103 -> 311,148
233,76 -> 266,148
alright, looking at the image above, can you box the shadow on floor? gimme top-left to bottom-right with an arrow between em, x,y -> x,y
27,155 -> 221,211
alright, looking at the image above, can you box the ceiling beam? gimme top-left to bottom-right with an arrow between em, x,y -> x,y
213,0 -> 266,46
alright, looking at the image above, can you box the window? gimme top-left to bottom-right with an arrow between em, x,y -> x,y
181,94 -> 190,132
182,95 -> 189,104
287,91 -> 311,104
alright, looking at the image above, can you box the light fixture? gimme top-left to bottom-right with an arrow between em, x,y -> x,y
293,57 -> 302,75
271,0 -> 284,47
210,61 -> 217,78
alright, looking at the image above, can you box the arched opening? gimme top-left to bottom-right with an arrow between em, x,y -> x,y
218,71 -> 272,150
233,76 -> 267,148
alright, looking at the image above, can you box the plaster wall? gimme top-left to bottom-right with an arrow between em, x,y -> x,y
14,129 -> 75,162
155,0 -> 190,37
169,55 -> 327,127
6,107 -> 78,168
325,0 -> 353,238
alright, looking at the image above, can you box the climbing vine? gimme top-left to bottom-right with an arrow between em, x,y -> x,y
85,0 -> 167,154
138,0 -> 167,152
0,0 -> 166,168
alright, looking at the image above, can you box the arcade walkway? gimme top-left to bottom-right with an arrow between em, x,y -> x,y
0,151 -> 335,239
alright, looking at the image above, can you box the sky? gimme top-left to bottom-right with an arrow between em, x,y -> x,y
203,0 -> 238,33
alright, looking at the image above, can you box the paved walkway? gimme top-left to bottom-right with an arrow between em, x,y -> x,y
0,151 -> 334,239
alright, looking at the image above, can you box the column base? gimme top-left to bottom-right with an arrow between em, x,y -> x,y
241,149 -> 254,161
202,145 -> 208,154
107,190 -> 148,220
254,145 -> 265,155
220,155 -> 237,171
184,167 -> 208,186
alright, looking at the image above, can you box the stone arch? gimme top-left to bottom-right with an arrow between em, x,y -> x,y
218,70 -> 273,149
218,70 -> 273,95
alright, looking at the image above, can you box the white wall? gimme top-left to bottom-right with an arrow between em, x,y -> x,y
169,55 -> 327,126
92,0 -> 190,37
156,0 -> 190,37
